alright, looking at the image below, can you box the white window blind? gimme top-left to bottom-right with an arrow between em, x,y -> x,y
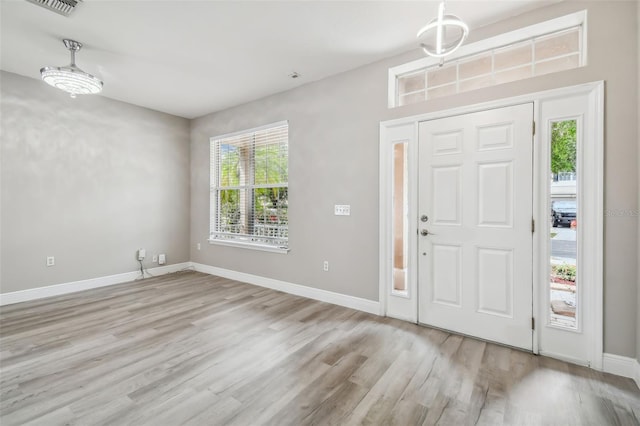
210,121 -> 289,250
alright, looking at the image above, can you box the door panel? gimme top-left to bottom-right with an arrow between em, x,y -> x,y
432,244 -> 462,307
477,247 -> 513,317
477,161 -> 513,226
432,166 -> 462,225
418,104 -> 534,350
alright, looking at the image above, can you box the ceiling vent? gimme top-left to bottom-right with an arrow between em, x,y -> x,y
25,0 -> 83,17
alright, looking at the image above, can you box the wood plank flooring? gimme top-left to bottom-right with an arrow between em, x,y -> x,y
1,271 -> 639,425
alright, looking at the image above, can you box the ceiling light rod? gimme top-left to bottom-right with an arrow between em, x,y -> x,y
64,39 -> 81,66
416,0 -> 469,65
40,38 -> 103,99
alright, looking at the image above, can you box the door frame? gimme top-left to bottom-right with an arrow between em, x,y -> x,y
379,81 -> 604,368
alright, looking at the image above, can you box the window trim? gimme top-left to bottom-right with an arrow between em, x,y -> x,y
388,10 -> 588,108
209,120 -> 289,142
209,120 -> 289,254
208,238 -> 290,254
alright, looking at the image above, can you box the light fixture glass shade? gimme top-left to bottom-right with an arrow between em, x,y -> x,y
40,39 -> 103,98
40,66 -> 103,97
417,1 -> 469,59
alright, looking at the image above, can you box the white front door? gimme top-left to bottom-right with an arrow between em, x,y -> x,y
418,104 -> 534,350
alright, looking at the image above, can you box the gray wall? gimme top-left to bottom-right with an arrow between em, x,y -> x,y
0,1 -> 637,359
190,57 -> 385,301
0,71 -> 191,293
637,0 -> 640,367
191,1 -> 639,357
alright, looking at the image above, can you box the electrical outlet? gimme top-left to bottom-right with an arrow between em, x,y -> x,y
197,243 -> 201,251
158,254 -> 166,265
46,256 -> 55,267
334,204 -> 351,216
323,260 -> 329,272
152,255 -> 158,263
137,249 -> 145,261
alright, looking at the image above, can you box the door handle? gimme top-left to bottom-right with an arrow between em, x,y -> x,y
420,229 -> 431,236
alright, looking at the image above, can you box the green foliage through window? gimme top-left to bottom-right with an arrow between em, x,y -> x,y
551,120 -> 577,177
210,123 -> 289,248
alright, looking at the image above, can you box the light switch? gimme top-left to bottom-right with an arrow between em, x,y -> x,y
334,204 -> 351,216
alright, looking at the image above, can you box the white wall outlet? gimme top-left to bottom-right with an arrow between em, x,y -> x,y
46,256 -> 55,267
323,260 -> 329,272
334,204 -> 351,216
158,254 -> 166,265
152,255 -> 158,263
197,243 -> 201,251
137,249 -> 146,261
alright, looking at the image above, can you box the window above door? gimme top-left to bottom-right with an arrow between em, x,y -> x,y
389,10 -> 587,108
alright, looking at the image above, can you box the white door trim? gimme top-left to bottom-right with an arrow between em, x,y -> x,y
534,84 -> 604,369
379,81 -> 604,368
379,122 -> 419,322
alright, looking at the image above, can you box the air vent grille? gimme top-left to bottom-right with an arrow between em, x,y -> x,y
26,0 -> 82,17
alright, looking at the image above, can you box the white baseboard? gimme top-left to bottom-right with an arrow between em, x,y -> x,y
2,262 -> 380,316
0,262 -> 191,306
191,262 -> 380,315
539,350 -> 590,367
4,262 -> 637,387
602,353 -> 639,385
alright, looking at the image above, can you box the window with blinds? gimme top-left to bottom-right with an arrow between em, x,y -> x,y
210,121 -> 289,251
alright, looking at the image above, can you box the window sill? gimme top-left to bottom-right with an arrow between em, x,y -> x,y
208,239 -> 289,254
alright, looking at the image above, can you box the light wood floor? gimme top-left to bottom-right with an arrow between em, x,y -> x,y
1,271 -> 639,425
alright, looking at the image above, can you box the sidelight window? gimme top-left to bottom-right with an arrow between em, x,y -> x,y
392,142 -> 409,295
548,119 -> 578,329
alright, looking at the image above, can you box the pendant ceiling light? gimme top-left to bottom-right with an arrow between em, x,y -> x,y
417,0 -> 469,61
40,39 -> 103,98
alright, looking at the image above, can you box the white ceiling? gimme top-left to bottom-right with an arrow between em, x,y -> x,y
1,0 -> 555,119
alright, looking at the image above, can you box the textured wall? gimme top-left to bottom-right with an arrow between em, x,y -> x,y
190,64 -> 385,301
191,1 -> 639,357
0,71 -> 191,293
1,1 -> 636,359
637,0 -> 640,366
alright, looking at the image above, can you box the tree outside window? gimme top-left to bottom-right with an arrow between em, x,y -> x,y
210,122 -> 288,249
551,120 -> 577,181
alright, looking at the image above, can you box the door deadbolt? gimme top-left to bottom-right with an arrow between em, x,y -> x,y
421,215 -> 429,222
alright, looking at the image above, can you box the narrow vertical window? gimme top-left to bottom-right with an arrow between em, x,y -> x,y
392,142 -> 409,295
549,119 -> 578,328
210,122 -> 289,251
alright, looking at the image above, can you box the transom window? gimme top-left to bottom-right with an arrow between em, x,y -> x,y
389,11 -> 586,108
210,121 -> 289,252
